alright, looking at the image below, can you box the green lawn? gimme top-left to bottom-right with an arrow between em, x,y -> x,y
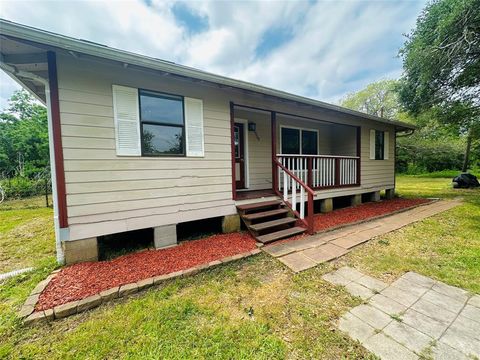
0,177 -> 478,359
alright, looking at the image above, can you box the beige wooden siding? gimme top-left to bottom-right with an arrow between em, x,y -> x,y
57,54 -> 396,240
57,54 -> 236,240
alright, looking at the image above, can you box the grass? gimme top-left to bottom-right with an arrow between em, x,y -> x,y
400,168 -> 479,178
0,176 -> 479,359
344,176 -> 480,293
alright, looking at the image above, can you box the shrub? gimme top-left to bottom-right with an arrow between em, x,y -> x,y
0,176 -> 50,199
396,136 -> 466,174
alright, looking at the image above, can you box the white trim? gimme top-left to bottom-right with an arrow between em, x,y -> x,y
279,125 -> 320,155
234,118 -> 250,189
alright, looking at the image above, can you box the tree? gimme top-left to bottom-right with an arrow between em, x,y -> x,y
0,90 -> 49,177
397,0 -> 480,171
340,79 -> 401,119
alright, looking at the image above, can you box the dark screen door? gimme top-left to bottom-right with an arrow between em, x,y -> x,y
234,123 -> 245,189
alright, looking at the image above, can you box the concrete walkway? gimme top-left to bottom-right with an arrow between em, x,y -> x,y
323,267 -> 480,360
263,200 -> 460,272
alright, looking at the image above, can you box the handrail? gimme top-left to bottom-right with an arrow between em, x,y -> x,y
277,154 -> 360,159
273,159 -> 315,196
273,158 -> 315,234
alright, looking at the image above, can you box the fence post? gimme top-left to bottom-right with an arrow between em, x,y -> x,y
45,177 -> 49,207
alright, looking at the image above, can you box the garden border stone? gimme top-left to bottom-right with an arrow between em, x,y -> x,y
21,248 -> 261,325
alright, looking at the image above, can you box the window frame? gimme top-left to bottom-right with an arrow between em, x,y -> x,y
138,89 -> 186,157
374,130 -> 385,160
279,125 -> 319,155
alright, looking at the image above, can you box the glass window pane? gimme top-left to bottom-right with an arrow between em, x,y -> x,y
302,130 -> 318,155
281,128 -> 300,154
140,91 -> 183,125
142,124 -> 183,155
375,130 -> 384,160
234,125 -> 240,158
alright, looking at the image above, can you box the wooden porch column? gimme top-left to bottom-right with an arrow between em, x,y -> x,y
271,111 -> 277,191
356,126 -> 361,185
230,102 -> 236,200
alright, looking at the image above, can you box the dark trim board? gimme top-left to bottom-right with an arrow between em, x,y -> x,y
230,101 -> 237,200
47,51 -> 68,228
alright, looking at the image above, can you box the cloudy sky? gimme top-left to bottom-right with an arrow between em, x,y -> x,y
0,0 -> 426,111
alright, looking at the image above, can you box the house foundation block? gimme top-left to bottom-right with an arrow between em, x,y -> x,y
222,214 -> 241,233
385,188 -> 395,199
370,191 -> 381,202
154,224 -> 177,249
63,237 -> 98,265
351,194 -> 362,206
320,198 -> 333,213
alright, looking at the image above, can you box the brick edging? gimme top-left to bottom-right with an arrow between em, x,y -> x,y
20,249 -> 262,325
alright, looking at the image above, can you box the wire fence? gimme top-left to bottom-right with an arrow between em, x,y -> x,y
0,166 -> 52,207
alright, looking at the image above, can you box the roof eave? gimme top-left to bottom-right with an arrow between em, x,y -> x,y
0,19 -> 415,130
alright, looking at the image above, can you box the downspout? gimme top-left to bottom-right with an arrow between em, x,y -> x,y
0,62 -> 65,264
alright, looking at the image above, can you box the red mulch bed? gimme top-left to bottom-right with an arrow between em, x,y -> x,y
36,232 -> 256,311
313,197 -> 431,232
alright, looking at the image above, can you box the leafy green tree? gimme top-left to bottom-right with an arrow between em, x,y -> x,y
340,79 -> 401,119
0,90 -> 49,177
397,0 -> 480,171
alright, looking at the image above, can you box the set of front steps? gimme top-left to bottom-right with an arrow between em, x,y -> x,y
236,200 -> 306,244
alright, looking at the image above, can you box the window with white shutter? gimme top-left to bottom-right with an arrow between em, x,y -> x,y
112,85 -> 141,156
370,129 -> 376,160
384,131 -> 389,160
185,97 -> 204,157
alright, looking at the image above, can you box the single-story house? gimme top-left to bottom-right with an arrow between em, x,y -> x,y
0,20 -> 414,265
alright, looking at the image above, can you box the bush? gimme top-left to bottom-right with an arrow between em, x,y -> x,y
396,136 -> 466,174
0,176 -> 50,199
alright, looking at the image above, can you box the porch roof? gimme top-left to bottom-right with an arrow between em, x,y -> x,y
0,19 -> 415,132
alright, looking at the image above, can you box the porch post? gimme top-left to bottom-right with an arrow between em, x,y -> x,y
356,126 -> 361,185
230,102 -> 236,200
271,111 -> 277,191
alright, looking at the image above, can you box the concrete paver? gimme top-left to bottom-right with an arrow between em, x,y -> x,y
277,252 -> 316,273
369,293 -> 407,315
268,200 -> 460,273
383,321 -> 432,354
338,312 -> 376,342
363,333 -> 418,360
356,275 -> 388,292
345,282 -> 375,300
324,268 -> 478,359
350,304 -> 392,329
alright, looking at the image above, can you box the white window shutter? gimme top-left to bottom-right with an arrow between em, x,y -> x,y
384,131 -> 389,160
112,85 -> 141,156
370,129 -> 376,159
185,97 -> 204,157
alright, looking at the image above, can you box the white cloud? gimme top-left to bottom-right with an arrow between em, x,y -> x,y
0,0 -> 425,110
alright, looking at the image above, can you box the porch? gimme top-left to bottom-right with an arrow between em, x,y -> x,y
231,103 -> 361,235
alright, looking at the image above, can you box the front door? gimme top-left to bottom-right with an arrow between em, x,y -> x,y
234,122 -> 245,189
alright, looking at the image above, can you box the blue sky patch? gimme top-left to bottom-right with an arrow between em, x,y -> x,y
172,2 -> 208,34
255,26 -> 293,58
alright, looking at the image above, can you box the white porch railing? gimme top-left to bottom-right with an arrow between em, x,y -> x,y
276,154 -> 360,189
273,158 -> 315,234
